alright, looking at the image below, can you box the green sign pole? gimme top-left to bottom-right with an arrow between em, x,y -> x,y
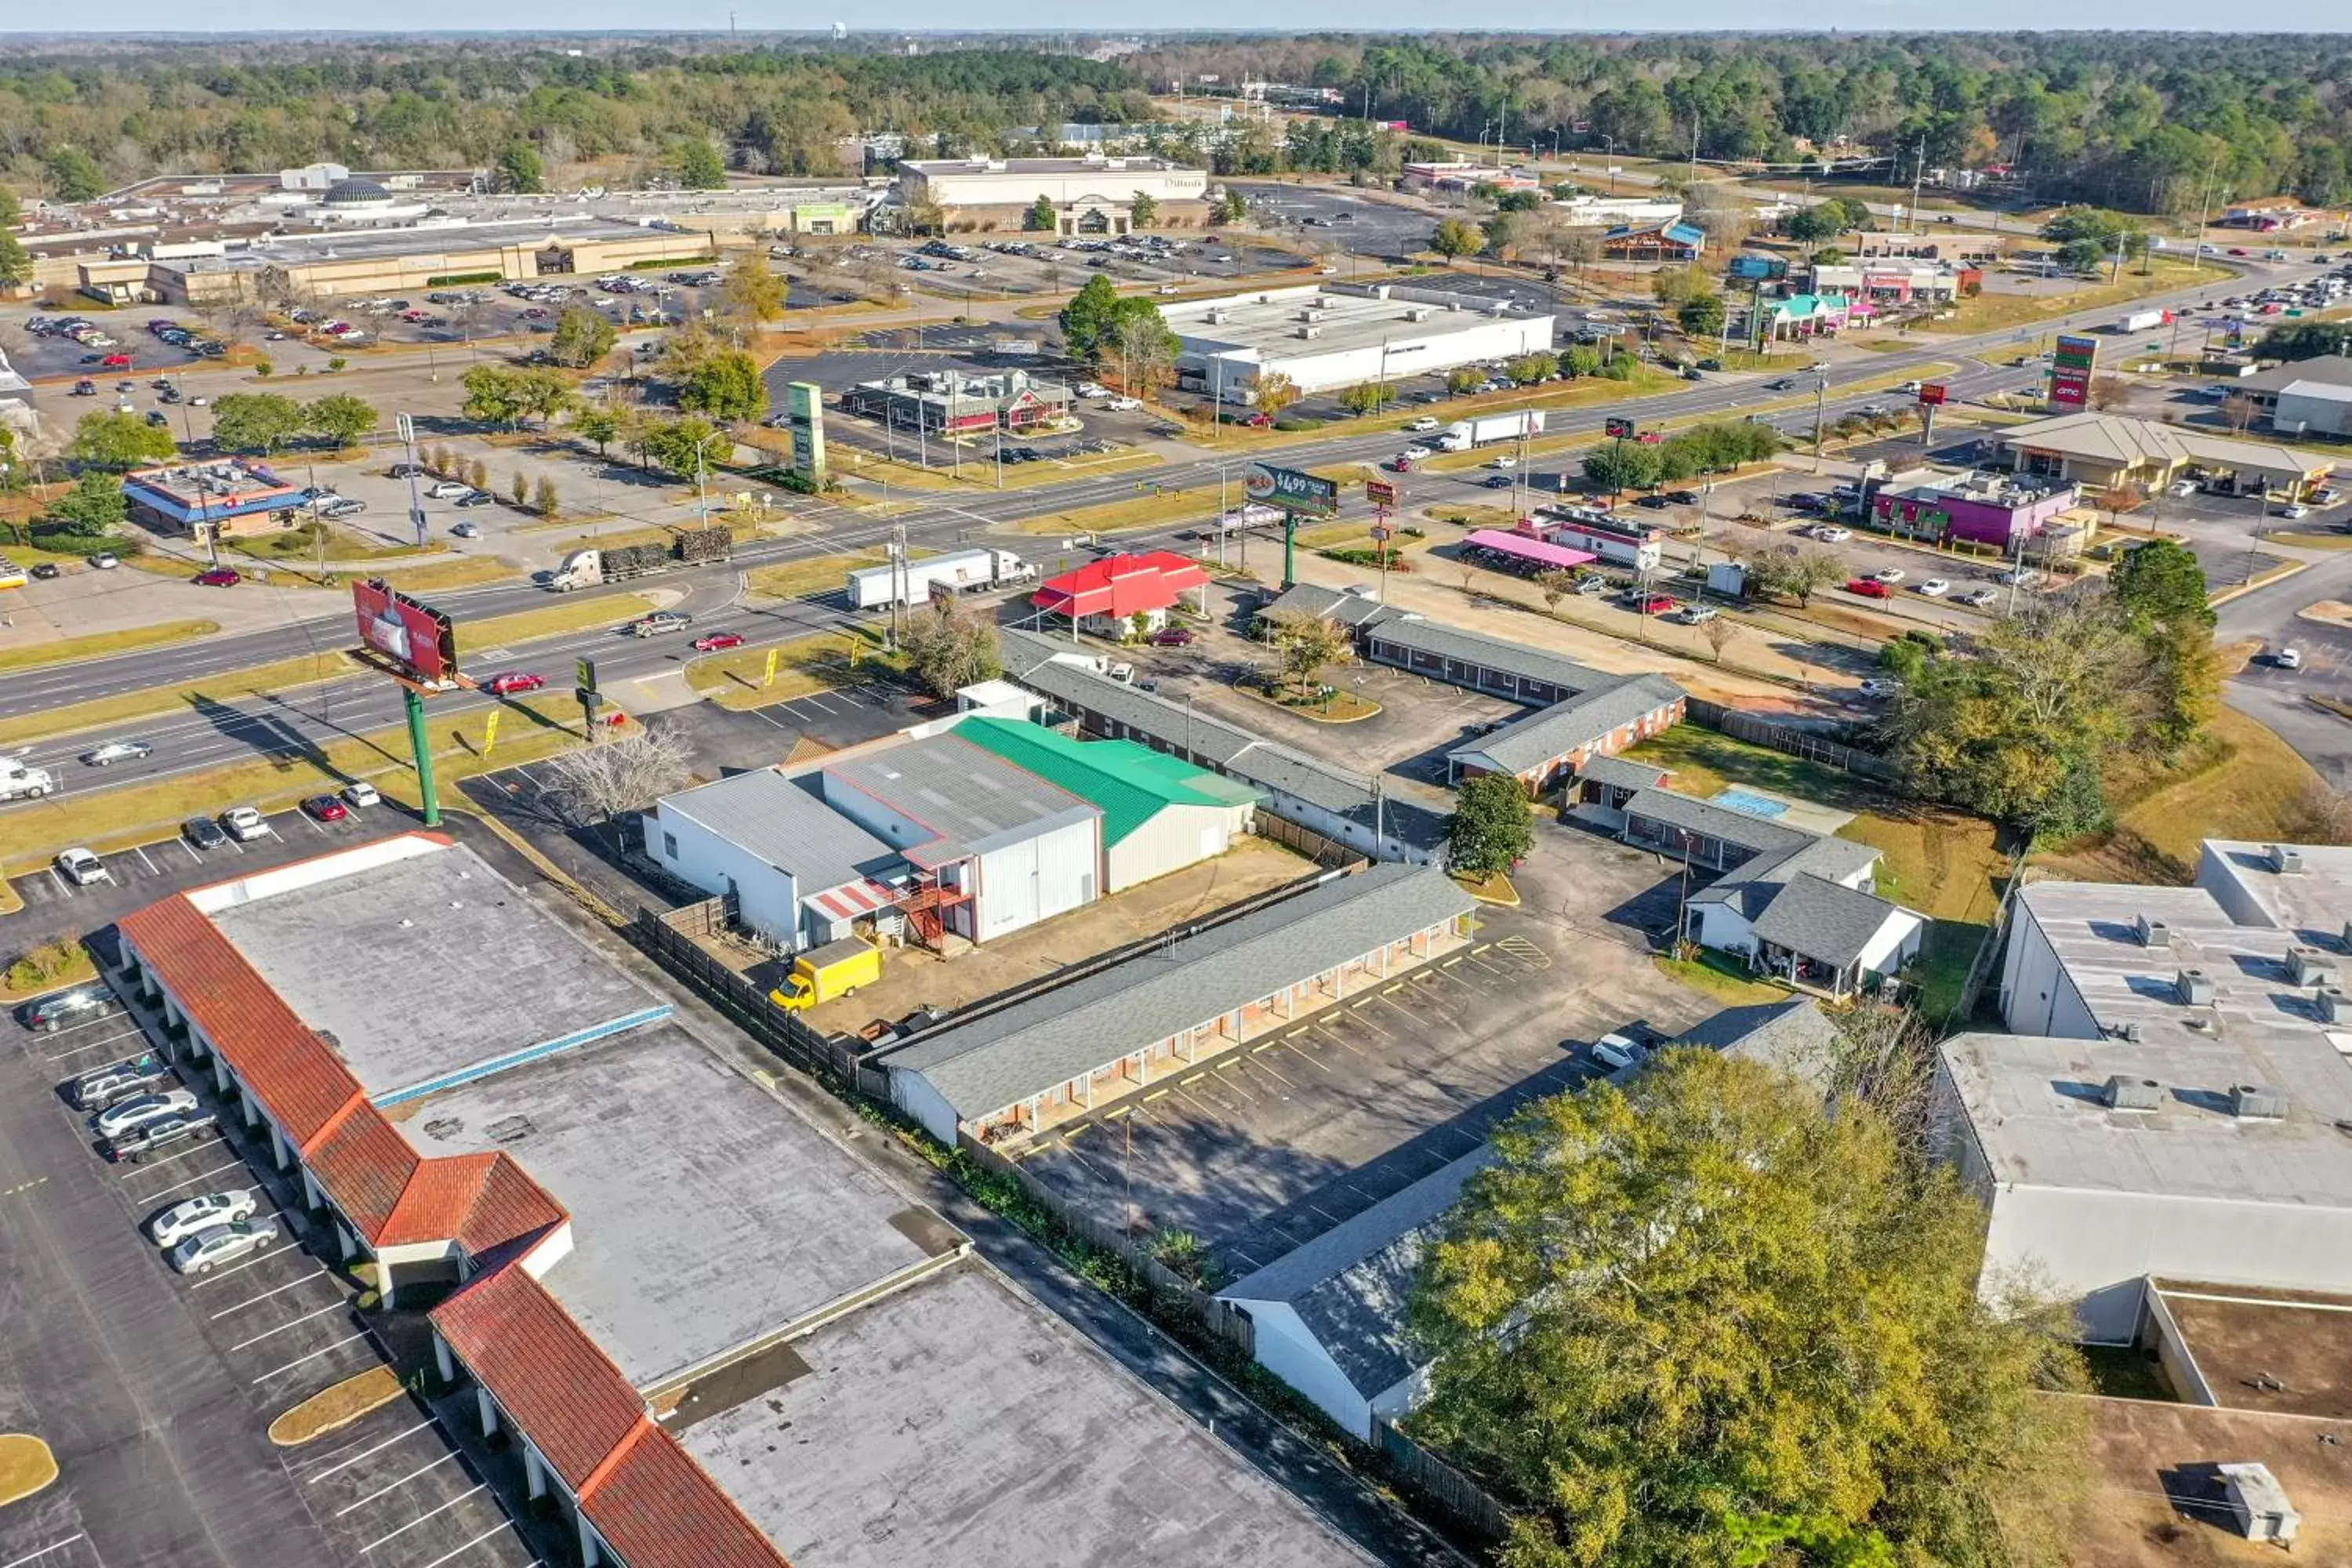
1283,517 -> 1297,589
405,687 -> 441,828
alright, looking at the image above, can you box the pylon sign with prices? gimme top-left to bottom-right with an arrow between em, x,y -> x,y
2050,334 -> 2100,409
1365,477 -> 1400,510
1243,461 -> 1339,517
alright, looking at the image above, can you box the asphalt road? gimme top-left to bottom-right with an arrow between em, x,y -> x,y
2,252 -> 2305,818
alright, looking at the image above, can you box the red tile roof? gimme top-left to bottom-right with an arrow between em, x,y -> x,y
118,895 -> 365,1148
432,1263 -> 652,1491
585,1420 -> 793,1568
305,1105 -> 420,1241
456,1154 -> 568,1256
380,1152 -> 501,1246
1031,551 -> 1209,620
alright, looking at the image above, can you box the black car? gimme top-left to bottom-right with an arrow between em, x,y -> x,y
22,987 -> 111,1033
30,561 -> 60,579
1664,490 -> 1700,506
1784,492 -> 1826,510
1635,493 -> 1674,509
1483,474 -> 1513,488
453,490 -> 492,508
183,815 -> 228,851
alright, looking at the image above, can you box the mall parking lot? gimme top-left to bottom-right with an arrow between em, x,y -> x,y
5,804 -> 391,935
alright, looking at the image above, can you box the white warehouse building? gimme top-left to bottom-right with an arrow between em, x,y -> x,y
1939,839 -> 2352,1341
896,155 -> 1207,211
1163,285 -> 1559,400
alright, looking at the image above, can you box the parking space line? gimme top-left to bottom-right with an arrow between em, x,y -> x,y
0,1537 -> 89,1568
38,1019 -> 137,1052
131,1158 -> 250,1200
301,1418 -> 436,1482
228,1301 -> 349,1353
45,869 -> 70,899
190,1250 -> 288,1289
115,1136 -> 226,1178
252,1331 -> 370,1383
42,1033 -> 150,1062
404,1519 -> 509,1568
213,1268 -> 331,1318
336,1450 -> 460,1516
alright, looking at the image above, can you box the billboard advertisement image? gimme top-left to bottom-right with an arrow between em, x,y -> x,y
1243,461 -> 1340,517
353,579 -> 458,685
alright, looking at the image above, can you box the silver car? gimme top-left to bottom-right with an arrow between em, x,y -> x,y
80,739 -> 154,767
94,1088 -> 199,1141
150,1191 -> 259,1248
168,1218 -> 280,1276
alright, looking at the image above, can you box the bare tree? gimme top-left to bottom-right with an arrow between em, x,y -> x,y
1704,616 -> 1735,662
542,718 -> 697,837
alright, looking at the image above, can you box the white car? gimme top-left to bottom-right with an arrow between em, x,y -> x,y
1403,416 -> 1440,433
1859,677 -> 1903,699
1591,1033 -> 1645,1072
1958,587 -> 2000,608
55,848 -> 110,887
2282,503 -> 2311,520
2276,646 -> 2305,670
1915,579 -> 1951,597
1101,397 -> 1142,412
169,1218 -> 280,1276
1489,456 -> 1518,469
95,1089 -> 199,1142
1812,525 -> 1852,543
1401,445 -> 1432,462
221,805 -> 268,841
1999,568 -> 2039,586
1075,382 -> 1109,398
2166,479 -> 2198,498
92,552 -> 120,569
150,1190 -> 259,1248
426,480 -> 470,500
1679,605 -> 1720,623
342,781 -> 381,809
1871,568 -> 1905,584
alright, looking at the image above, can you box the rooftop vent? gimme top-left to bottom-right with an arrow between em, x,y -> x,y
2321,985 -> 2351,1024
2177,967 -> 2216,1005
2138,914 -> 2172,949
2270,844 -> 2306,874
1294,325 -> 1321,339
2230,1083 -> 2291,1120
2103,1074 -> 2163,1112
1403,307 -> 1430,322
2290,946 -> 2339,988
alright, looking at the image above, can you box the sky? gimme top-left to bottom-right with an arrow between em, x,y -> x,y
14,6 -> 2352,32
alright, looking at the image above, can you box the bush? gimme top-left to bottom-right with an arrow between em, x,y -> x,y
426,270 -> 503,286
325,357 -> 347,372
1272,417 -> 1323,432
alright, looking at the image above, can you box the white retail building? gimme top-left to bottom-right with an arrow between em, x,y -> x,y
1163,284 -> 1558,400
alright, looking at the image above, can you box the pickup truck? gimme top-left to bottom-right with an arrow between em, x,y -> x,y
105,1109 -> 218,1165
628,610 -> 693,637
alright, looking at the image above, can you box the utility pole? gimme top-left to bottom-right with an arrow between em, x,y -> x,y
396,412 -> 426,549
1911,137 -> 1927,234
1690,115 -> 1701,180
1812,375 -> 1829,473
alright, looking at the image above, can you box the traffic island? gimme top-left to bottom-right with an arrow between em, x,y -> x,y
1450,870 -> 1520,906
267,1366 -> 405,1447
0,1434 -> 60,1507
1237,681 -> 1382,724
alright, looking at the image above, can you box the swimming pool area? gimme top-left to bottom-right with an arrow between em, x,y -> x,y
1711,787 -> 1792,820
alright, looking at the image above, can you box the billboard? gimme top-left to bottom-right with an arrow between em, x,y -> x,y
1917,383 -> 1948,406
784,381 -> 828,486
1604,417 -> 1635,439
1365,477 -> 1400,510
1243,461 -> 1339,517
2050,333 -> 2100,409
353,579 -> 458,685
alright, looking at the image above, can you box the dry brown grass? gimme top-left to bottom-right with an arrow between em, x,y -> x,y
268,1367 -> 405,1446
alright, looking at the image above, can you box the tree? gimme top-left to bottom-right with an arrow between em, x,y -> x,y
1480,211 -> 1520,260
1215,187 -> 1248,225
1057,273 -> 1121,361
2111,538 -> 2218,750
0,186 -> 18,225
1337,382 -> 1390,418
1505,352 -> 1557,387
1252,372 -> 1302,420
44,470 -> 126,534
497,142 -> 546,194
1582,441 -> 1666,494
0,230 -> 30,291
1534,568 -> 1575,616
1651,263 -> 1713,309
209,393 -> 306,455
1429,219 -> 1480,263
304,394 -> 377,450
1784,203 -> 1846,246
672,138 -> 726,191
1704,616 -> 1734,663
2086,373 -> 2132,411
1675,292 -> 1726,339
1747,542 -> 1848,607
2252,321 -> 2352,362
2110,537 -> 2215,632
720,254 -> 787,329
1260,608 -> 1348,698
67,410 -> 175,470
461,365 -> 527,429
576,407 -> 621,457
1446,367 -> 1483,397
467,457 -> 489,494
1106,299 -> 1178,395
901,597 -> 1002,699
508,470 -> 529,506
639,414 -> 720,475
548,305 -> 619,368
543,719 -> 697,837
1129,191 -> 1158,229
675,350 -> 764,423
535,475 -> 560,518
45,147 -> 104,202
2055,236 -> 2109,274
1411,1049 -> 2089,1568
1026,194 -> 1058,232
1444,772 -> 1532,876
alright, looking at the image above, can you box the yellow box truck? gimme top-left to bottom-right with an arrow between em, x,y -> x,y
769,937 -> 882,1012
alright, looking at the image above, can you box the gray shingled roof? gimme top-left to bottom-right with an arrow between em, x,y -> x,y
1218,1145 -> 1494,1401
1687,834 -> 1886,917
1622,788 -> 1814,857
1674,999 -> 1841,1088
1259,582 -> 1399,631
657,768 -> 902,895
1361,615 -> 1608,693
1748,872 -> 1908,967
2238,354 -> 2352,395
1576,754 -> 1673,791
1446,674 -> 1686,775
821,731 -> 1099,866
880,865 -> 1474,1121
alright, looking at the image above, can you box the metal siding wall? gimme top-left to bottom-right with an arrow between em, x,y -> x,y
1109,804 -> 1217,892
652,807 -> 798,945
977,840 -> 1041,941
1033,816 -> 1101,919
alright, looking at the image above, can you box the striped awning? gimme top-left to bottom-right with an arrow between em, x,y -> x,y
806,879 -> 899,922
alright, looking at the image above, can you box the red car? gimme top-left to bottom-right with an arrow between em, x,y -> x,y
691,632 -> 746,653
100,353 -> 133,369
301,793 -> 349,822
2227,247 -> 2249,256
194,567 -> 241,587
485,671 -> 545,695
1149,626 -> 1198,647
1845,578 -> 1891,599
1639,595 -> 1678,615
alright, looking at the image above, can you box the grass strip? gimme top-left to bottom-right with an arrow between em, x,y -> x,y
0,620 -> 220,675
0,650 -> 360,750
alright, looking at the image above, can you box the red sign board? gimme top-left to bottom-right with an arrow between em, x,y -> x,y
1916,383 -> 1947,406
1604,417 -> 1635,439
1636,430 -> 1663,445
2049,369 -> 2092,408
1365,478 -> 1399,510
353,579 -> 458,684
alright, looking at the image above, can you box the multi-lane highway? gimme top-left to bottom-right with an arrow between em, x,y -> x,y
3,249 -> 2307,814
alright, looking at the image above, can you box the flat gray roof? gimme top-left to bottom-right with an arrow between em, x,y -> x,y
2238,354 -> 2352,395
659,768 -> 902,896
183,216 -> 682,269
817,731 -> 1098,866
679,1261 -> 1376,1568
2199,840 -> 2352,942
1940,1029 -> 2352,1206
1164,284 -> 1552,363
881,864 -> 1473,1122
400,1025 -> 942,1391
210,842 -> 661,1102
2013,880 -> 2328,1040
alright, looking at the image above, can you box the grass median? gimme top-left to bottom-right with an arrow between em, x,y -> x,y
0,620 -> 220,676
0,649 -> 361,749
452,593 -> 658,655
1007,487 -> 1217,537
684,629 -> 900,711
745,550 -> 937,602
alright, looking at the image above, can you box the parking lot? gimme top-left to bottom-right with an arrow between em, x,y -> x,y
1017,830 -> 1708,1276
0,977 -> 538,1568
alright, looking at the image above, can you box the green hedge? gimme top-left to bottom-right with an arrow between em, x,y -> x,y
628,254 -> 712,270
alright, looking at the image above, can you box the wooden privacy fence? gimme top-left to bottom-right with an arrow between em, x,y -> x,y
629,909 -> 867,1084
1374,1422 -> 1513,1543
1250,816 -> 1363,868
1685,698 -> 1901,782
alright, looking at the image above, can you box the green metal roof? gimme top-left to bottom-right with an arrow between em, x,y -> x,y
953,717 -> 1258,845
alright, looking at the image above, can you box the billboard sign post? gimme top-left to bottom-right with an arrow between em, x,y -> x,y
353,579 -> 460,826
1365,477 -> 1400,510
1916,381 -> 1948,444
785,382 -> 828,488
1244,461 -> 1341,588
2050,334 -> 2100,410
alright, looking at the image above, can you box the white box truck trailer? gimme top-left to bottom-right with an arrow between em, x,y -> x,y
1434,410 -> 1546,452
846,547 -> 1036,610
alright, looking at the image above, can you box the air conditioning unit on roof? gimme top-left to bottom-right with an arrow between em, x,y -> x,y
2230,1083 -> 2291,1120
2270,844 -> 2306,874
2289,946 -> 2338,987
2176,967 -> 2215,1005
2138,914 -> 2170,948
2103,1075 -> 2163,1112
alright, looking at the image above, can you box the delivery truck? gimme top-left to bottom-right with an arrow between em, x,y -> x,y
845,547 -> 1036,611
547,526 -> 733,591
2116,309 -> 2169,334
0,757 -> 56,802
769,936 -> 882,1012
1433,409 -> 1546,452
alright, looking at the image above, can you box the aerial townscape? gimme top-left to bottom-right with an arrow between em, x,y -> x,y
9,16 -> 2352,1568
